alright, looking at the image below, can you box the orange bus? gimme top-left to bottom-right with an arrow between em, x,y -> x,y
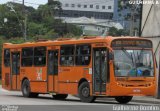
1,36 -> 157,103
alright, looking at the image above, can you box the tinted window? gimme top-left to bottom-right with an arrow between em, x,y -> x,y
48,51 -> 58,75
76,45 -> 91,65
12,53 -> 20,75
4,49 -> 10,67
34,47 -> 46,66
60,45 -> 74,66
22,48 -> 33,66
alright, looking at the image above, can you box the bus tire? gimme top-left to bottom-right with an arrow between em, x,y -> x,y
115,96 -> 133,104
78,82 -> 96,103
52,94 -> 68,100
22,79 -> 38,98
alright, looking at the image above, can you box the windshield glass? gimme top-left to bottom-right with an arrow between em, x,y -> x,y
114,49 -> 154,77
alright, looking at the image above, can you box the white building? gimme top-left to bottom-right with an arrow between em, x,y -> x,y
63,17 -> 123,36
53,0 -> 121,36
141,0 -> 160,98
56,0 -> 114,20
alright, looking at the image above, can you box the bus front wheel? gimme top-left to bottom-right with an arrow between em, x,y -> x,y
115,96 -> 133,104
52,94 -> 68,100
78,82 -> 96,103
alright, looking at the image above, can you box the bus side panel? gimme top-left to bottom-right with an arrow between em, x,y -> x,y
20,67 -> 47,93
30,82 -> 47,93
2,67 -> 11,90
58,83 -> 78,95
58,67 -> 92,95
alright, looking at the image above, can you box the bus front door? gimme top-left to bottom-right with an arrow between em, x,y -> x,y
93,48 -> 107,95
47,50 -> 59,93
11,52 -> 20,90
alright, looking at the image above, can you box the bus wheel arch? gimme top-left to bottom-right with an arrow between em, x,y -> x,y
78,81 -> 96,103
78,78 -> 88,88
21,77 -> 28,88
21,78 -> 39,98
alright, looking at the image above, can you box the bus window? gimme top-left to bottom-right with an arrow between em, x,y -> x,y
34,47 -> 46,66
4,49 -> 10,67
48,50 -> 58,75
76,45 -> 91,65
22,48 -> 33,66
60,45 -> 74,66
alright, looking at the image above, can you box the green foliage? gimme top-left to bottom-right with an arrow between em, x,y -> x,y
0,1 -> 82,38
28,22 -> 47,36
0,1 -> 83,78
108,27 -> 129,36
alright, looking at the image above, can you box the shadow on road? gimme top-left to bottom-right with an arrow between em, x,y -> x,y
5,94 -> 160,105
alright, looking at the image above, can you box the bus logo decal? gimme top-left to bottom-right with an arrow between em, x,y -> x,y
36,68 -> 42,80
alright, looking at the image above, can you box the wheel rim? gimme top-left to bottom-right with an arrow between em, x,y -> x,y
82,87 -> 89,97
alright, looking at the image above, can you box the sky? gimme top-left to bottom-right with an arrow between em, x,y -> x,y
0,0 -> 48,8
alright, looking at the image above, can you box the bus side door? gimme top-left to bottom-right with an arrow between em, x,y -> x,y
47,50 -> 59,92
93,48 -> 108,95
11,51 -> 20,90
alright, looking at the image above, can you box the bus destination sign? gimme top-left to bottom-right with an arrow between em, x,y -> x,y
111,39 -> 152,48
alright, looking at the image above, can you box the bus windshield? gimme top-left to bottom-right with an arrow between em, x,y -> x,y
114,49 -> 154,77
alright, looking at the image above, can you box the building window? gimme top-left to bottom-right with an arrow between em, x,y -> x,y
90,5 -> 93,8
72,4 -> 75,7
108,6 -> 112,9
34,47 -> 46,66
96,5 -> 99,9
78,4 -> 81,8
102,6 -> 105,9
65,4 -> 69,7
76,45 -> 91,66
84,5 -> 87,8
4,49 -> 10,67
22,48 -> 33,66
60,45 -> 74,66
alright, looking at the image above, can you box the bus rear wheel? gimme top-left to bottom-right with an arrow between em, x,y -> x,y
115,96 -> 133,104
78,82 -> 96,103
22,79 -> 39,98
52,94 -> 68,100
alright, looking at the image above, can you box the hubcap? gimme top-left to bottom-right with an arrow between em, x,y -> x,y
82,87 -> 89,97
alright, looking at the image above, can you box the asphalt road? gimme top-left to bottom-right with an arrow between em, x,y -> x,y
0,85 -> 160,111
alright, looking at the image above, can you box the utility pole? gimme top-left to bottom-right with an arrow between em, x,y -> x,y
130,0 -> 134,36
22,0 -> 27,41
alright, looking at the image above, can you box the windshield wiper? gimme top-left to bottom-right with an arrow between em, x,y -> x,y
135,48 -> 144,65
121,47 -> 134,66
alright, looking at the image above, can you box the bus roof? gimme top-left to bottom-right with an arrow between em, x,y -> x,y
3,36 -> 151,49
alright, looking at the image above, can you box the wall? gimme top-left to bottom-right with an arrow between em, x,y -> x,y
141,0 -> 160,98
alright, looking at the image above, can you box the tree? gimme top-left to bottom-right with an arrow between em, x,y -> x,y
108,27 -> 129,36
